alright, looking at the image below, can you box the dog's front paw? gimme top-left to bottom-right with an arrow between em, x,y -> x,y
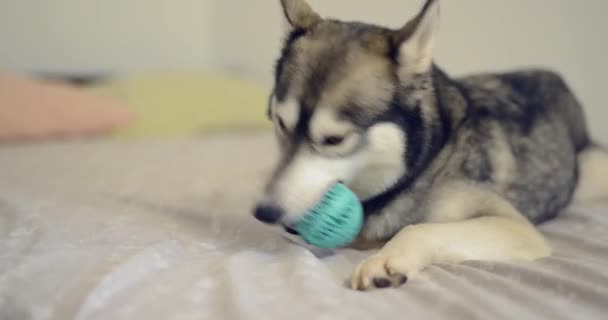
350,252 -> 422,291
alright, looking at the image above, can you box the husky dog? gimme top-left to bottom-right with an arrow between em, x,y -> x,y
253,0 -> 608,290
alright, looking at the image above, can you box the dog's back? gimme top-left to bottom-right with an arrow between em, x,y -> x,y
449,69 -> 590,223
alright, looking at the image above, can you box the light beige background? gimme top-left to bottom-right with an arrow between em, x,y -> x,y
1,0 -> 607,142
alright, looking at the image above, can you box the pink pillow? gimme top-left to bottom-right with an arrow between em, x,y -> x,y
0,71 -> 135,142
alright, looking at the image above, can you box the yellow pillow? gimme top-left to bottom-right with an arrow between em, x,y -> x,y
89,71 -> 272,139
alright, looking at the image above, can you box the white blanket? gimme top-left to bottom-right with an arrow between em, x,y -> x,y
1,133 -> 607,320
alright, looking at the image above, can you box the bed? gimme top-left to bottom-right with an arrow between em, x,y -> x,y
1,132 -> 607,320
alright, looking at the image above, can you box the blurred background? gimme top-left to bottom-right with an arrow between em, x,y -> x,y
1,0 -> 607,143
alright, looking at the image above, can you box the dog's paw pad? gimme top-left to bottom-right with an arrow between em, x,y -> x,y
373,277 -> 391,288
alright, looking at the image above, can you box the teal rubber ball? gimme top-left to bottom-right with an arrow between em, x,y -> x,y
294,183 -> 364,249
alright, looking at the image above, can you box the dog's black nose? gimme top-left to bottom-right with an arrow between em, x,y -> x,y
254,205 -> 284,224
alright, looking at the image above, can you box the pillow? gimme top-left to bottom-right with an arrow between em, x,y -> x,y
87,71 -> 272,139
0,71 -> 135,142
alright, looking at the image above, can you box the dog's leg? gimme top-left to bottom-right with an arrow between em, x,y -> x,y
351,183 -> 551,290
573,146 -> 608,203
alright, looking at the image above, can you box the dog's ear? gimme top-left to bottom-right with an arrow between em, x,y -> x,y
280,0 -> 321,32
393,0 -> 440,75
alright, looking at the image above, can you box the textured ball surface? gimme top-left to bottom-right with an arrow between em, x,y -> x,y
294,183 -> 364,249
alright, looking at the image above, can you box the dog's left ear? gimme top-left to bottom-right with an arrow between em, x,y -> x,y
280,0 -> 322,33
393,0 -> 440,75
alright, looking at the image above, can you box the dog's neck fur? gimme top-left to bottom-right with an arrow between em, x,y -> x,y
359,65 -> 468,240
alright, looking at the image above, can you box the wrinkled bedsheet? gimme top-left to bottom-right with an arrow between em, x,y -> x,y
0,132 -> 607,320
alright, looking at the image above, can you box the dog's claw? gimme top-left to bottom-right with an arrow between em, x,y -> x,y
394,273 -> 408,286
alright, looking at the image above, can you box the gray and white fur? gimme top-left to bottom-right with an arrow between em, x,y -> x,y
252,0 -> 608,290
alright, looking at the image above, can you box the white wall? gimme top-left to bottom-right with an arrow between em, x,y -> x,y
1,0 -> 607,142
0,0 -> 218,74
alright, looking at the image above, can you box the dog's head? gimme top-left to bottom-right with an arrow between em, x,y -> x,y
253,0 -> 441,235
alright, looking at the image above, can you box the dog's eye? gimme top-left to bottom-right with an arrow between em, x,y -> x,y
322,135 -> 345,146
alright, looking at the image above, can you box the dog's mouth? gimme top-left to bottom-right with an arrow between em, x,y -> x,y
279,181 -> 348,237
283,225 -> 299,235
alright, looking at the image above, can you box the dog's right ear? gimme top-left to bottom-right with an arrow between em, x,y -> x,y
280,0 -> 321,33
